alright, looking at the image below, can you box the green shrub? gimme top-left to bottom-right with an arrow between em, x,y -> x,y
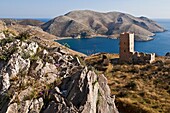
0,45 -> 18,61
30,55 -> 39,61
125,81 -> 137,90
21,52 -> 30,59
0,37 -> 14,46
3,29 -> 16,37
15,32 -> 30,41
8,46 -> 18,55
117,91 -> 129,97
0,55 -> 8,61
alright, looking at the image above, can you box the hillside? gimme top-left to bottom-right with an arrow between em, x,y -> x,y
0,26 -> 118,113
85,53 -> 170,113
0,20 -> 7,31
42,10 -> 165,41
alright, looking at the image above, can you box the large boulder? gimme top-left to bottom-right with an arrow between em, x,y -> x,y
60,67 -> 118,113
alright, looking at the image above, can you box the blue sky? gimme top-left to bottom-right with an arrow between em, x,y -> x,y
0,0 -> 170,18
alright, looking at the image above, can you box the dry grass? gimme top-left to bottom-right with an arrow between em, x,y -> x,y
85,53 -> 170,113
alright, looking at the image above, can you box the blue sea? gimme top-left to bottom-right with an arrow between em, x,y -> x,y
56,19 -> 170,56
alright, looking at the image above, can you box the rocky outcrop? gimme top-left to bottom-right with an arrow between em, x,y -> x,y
0,30 -> 118,113
165,52 -> 170,57
134,34 -> 153,41
42,10 -> 165,41
59,67 -> 118,113
0,32 -> 5,40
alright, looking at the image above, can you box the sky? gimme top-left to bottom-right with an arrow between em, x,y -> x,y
0,0 -> 170,19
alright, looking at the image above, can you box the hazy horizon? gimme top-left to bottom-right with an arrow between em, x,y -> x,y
1,0 -> 170,19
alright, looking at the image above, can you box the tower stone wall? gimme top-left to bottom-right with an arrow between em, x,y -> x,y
120,32 -> 134,62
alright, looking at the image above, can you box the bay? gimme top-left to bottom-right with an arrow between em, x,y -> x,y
56,19 -> 170,56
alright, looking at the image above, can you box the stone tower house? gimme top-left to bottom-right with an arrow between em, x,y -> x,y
119,32 -> 155,63
119,32 -> 134,62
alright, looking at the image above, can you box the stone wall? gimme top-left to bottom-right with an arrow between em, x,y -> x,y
129,52 -> 155,64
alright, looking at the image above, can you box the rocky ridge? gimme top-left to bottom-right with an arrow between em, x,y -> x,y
0,26 -> 118,113
42,10 -> 165,41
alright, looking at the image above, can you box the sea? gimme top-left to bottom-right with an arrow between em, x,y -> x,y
55,19 -> 170,56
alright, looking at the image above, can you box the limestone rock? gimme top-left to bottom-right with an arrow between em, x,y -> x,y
0,54 -> 30,92
26,42 -> 39,56
4,98 -> 43,113
29,98 -> 44,113
18,87 -> 33,101
39,62 -> 59,84
0,31 -> 118,113
60,67 -> 118,113
97,74 -> 118,113
19,100 -> 31,113
6,103 -> 18,113
0,32 -> 5,40
43,94 -> 78,113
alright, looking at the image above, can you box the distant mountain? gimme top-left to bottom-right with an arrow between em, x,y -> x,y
1,19 -> 44,26
42,10 -> 165,41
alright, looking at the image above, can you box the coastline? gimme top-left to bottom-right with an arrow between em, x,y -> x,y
55,37 -> 73,40
55,34 -> 153,42
55,34 -> 119,41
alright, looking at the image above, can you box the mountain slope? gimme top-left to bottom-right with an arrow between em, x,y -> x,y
42,10 -> 165,41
